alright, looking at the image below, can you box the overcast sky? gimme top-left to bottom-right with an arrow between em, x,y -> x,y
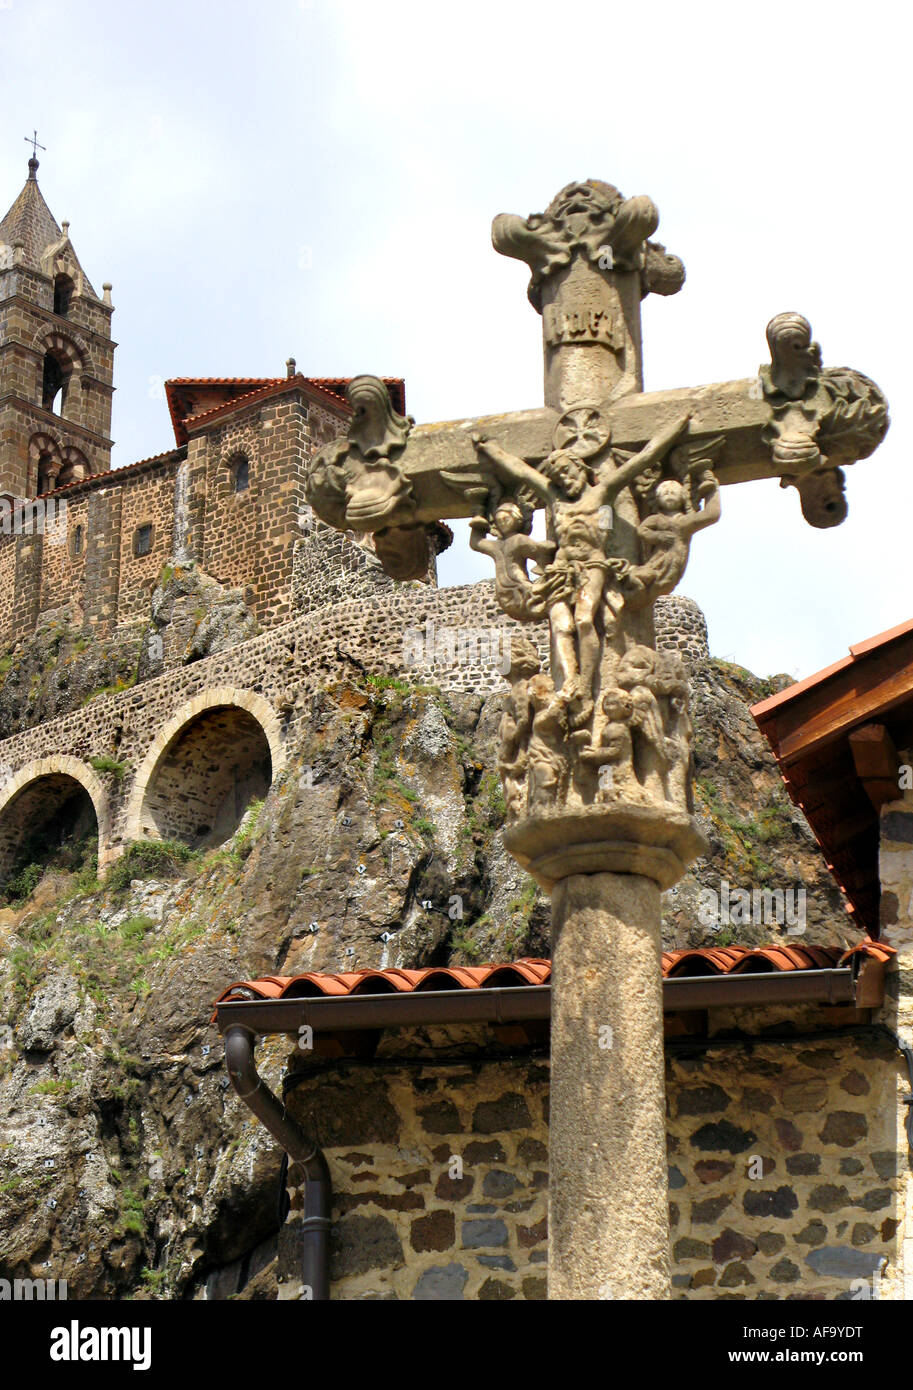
1,0 -> 909,680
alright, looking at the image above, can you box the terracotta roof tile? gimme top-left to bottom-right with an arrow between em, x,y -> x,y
214,943 -> 892,1007
164,374 -> 407,446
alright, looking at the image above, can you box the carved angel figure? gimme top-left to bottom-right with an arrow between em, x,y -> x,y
526,673 -> 570,813
469,498 -> 556,622
497,637 -> 541,820
623,442 -> 723,611
616,645 -> 670,801
472,411 -> 690,729
577,688 -> 639,802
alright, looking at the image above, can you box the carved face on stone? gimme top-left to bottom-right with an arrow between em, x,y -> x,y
654,480 -> 686,515
543,451 -> 587,500
617,646 -> 656,689
602,689 -> 634,723
545,180 -> 620,233
493,501 -> 526,537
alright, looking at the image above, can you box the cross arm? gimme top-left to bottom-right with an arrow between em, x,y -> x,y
305,312 -> 888,550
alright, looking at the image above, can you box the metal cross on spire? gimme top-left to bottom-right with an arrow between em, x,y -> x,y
24,130 -> 46,160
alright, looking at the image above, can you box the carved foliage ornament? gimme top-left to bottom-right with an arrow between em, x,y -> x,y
491,179 -> 686,310
761,312 -> 890,528
305,376 -> 439,579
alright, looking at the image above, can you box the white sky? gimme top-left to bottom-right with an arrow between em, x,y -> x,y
1,0 -> 910,680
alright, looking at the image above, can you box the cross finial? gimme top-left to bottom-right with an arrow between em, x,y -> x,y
24,130 -> 46,177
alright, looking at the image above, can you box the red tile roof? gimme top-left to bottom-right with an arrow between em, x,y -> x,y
39,446 -> 185,500
164,375 -> 407,446
214,942 -> 893,1006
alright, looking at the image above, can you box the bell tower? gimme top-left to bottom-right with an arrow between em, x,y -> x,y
0,145 -> 115,496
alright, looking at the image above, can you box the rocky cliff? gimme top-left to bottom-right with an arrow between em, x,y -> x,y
0,612 -> 856,1298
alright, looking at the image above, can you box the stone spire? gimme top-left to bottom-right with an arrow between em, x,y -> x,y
0,152 -> 115,494
0,156 -> 99,299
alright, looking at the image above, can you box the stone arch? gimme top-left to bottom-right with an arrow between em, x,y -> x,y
32,327 -> 94,423
125,688 -> 285,850
58,444 -> 90,487
0,756 -> 111,885
31,324 -> 93,373
28,430 -> 63,494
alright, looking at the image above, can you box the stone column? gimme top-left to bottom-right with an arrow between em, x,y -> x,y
548,870 -> 669,1299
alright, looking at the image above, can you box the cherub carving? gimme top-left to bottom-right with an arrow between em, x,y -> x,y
471,411 -> 690,730
577,688 -> 639,802
623,440 -> 723,612
616,645 -> 669,801
498,637 -> 541,820
526,673 -> 570,813
469,496 -> 555,622
651,651 -> 693,808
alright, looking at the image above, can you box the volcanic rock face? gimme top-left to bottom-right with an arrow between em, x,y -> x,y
0,631 -> 851,1298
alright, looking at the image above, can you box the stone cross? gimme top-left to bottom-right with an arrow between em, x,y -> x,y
305,179 -> 889,1299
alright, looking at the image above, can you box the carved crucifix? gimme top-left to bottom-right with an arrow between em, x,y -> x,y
305,179 -> 889,1300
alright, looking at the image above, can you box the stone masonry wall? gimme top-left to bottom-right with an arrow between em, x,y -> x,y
280,1050 -> 549,1301
0,582 -> 711,864
276,997 -> 910,1300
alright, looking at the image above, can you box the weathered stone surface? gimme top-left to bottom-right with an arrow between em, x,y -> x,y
462,1140 -> 507,1165
756,1232 -> 786,1255
412,1263 -> 469,1300
517,1217 -> 548,1249
478,1255 -> 516,1271
674,1237 -> 710,1261
839,1071 -> 869,1097
435,1173 -> 474,1202
805,1246 -> 884,1278
461,1219 -> 509,1249
471,1093 -> 533,1134
819,1111 -> 867,1147
786,1153 -> 819,1176
418,1101 -> 460,1135
770,1258 -> 800,1283
482,1170 -> 517,1199
871,1152 -> 899,1179
858,1188 -> 892,1212
692,1196 -> 731,1224
851,1223 -> 876,1246
479,1276 -> 516,1300
690,1121 -> 757,1154
743,1186 -> 798,1219
711,1229 -> 756,1264
331,1214 -> 404,1279
521,1275 -> 547,1300
694,1160 -> 734,1184
807,1185 -> 849,1214
781,1080 -> 828,1113
410,1210 -> 455,1253
719,1261 -> 755,1288
677,1084 -> 731,1116
668,1165 -> 687,1189
775,1119 -> 803,1152
796,1220 -> 828,1246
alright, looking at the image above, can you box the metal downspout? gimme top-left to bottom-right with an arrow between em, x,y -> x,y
224,1024 -> 332,1300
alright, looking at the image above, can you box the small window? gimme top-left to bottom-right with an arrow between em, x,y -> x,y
42,353 -> 68,414
53,274 -> 74,318
36,452 -> 57,495
69,523 -> 84,558
133,523 -> 153,558
232,455 -> 249,493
